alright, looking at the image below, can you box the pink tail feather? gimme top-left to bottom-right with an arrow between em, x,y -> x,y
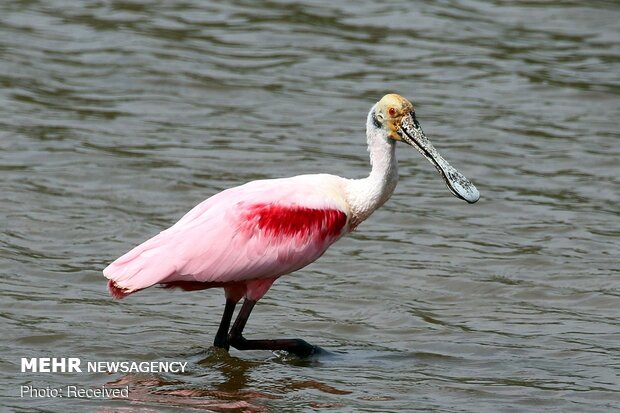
103,232 -> 179,297
107,280 -> 135,300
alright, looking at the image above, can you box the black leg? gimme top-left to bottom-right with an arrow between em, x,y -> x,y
213,299 -> 237,351
228,298 -> 320,358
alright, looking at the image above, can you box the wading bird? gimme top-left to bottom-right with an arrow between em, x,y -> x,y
104,93 -> 479,357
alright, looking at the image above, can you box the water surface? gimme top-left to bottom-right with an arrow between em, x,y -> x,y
1,1 -> 619,412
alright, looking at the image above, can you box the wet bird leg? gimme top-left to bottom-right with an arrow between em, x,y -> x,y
213,298 -> 237,350
228,298 -> 320,357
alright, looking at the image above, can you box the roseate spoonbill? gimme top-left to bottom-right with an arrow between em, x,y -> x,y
104,93 -> 479,357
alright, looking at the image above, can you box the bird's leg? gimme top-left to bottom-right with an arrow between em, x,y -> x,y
228,298 -> 320,358
213,298 -> 237,351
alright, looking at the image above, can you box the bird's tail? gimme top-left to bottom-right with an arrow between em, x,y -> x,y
107,279 -> 136,299
103,232 -> 178,299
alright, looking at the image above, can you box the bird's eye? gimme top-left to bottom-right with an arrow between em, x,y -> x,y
388,107 -> 397,117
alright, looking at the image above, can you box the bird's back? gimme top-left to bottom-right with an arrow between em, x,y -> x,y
103,174 -> 350,296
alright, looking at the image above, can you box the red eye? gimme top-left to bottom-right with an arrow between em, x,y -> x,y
388,107 -> 396,117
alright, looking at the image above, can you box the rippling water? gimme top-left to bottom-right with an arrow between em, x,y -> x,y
2,1 -> 619,412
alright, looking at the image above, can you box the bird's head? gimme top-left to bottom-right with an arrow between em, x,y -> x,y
371,93 -> 480,204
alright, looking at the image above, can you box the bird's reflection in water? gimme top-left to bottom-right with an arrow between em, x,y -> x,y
95,348 -> 271,412
95,347 -> 350,412
194,347 -> 277,402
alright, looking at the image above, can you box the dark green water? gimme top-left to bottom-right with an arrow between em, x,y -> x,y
1,1 -> 619,412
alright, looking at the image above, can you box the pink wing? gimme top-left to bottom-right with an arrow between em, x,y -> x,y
103,175 -> 349,296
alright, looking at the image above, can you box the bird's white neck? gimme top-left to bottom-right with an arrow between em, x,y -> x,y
345,108 -> 399,228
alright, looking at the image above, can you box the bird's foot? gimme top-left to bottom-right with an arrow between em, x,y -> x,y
229,335 -> 324,358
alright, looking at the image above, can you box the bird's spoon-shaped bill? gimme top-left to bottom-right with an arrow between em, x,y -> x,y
398,113 -> 480,204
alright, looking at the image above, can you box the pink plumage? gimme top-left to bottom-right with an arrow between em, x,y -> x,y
103,174 -> 349,301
